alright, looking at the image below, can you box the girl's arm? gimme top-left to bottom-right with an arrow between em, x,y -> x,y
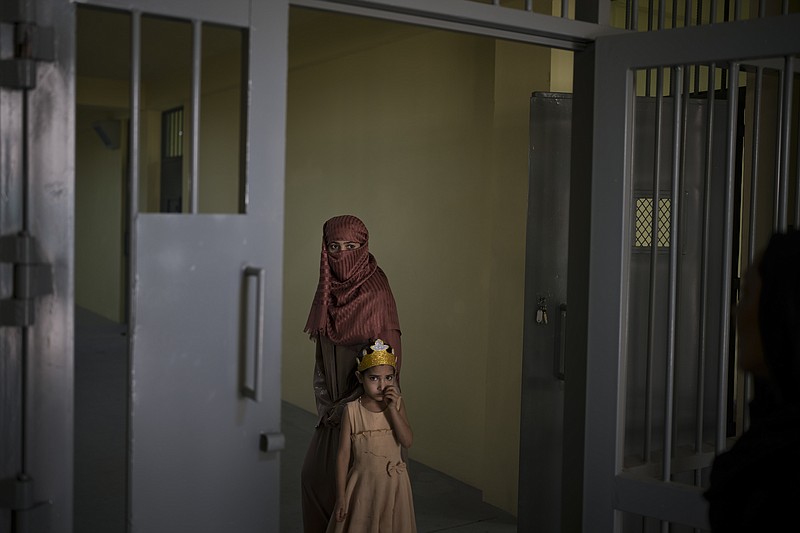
383,386 -> 413,448
333,405 -> 352,522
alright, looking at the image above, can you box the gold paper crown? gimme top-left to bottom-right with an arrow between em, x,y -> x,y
357,339 -> 397,372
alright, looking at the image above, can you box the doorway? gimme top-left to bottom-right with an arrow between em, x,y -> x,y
74,4 -> 562,527
281,6 -> 572,524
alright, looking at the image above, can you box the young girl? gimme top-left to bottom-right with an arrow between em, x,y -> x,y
328,340 -> 416,532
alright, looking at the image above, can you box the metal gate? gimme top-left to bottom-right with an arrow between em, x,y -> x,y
582,12 -> 800,531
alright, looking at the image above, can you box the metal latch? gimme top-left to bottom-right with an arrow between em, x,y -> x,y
0,474 -> 51,532
0,0 -> 54,90
0,232 -> 53,327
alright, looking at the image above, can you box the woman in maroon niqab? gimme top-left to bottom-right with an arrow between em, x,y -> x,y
304,215 -> 400,348
301,215 -> 402,533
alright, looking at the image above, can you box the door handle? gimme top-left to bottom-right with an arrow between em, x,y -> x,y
242,266 -> 265,402
259,432 -> 285,453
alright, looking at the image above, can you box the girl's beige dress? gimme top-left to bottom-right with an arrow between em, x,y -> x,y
327,400 -> 416,533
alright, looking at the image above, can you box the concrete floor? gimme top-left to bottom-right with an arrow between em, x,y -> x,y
74,307 -> 517,532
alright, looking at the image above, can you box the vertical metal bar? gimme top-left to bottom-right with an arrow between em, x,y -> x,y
696,62 -> 716,487
647,0 -> 654,92
22,94 -> 30,233
672,0 -> 678,28
747,67 -> 763,264
774,66 -> 785,232
710,0 -> 717,24
562,0 -> 569,18
525,0 -> 533,12
777,56 -> 793,232
128,15 -> 141,521
734,0 -> 741,20
758,0 -> 765,17
782,0 -> 789,15
645,66 -> 666,465
131,13 -> 141,217
717,62 -> 739,452
20,25 -> 31,474
679,60 -> 694,483
694,2 -> 703,94
190,20 -> 202,214
632,0 -> 639,29
626,0 -> 632,29
659,0 -> 666,29
795,82 -> 800,231
686,0 -> 693,27
663,66 -> 684,483
742,66 -> 764,432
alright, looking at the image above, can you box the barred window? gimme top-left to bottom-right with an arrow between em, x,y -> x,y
162,107 -> 184,158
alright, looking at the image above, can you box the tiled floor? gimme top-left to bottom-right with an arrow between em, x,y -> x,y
74,307 -> 517,532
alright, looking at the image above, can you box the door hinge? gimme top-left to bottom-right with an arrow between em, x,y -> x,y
0,232 -> 53,327
0,0 -> 54,90
0,475 -> 52,532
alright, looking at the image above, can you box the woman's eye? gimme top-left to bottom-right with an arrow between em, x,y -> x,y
346,243 -> 357,249
386,375 -> 393,381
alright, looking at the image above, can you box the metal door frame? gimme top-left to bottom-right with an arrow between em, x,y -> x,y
290,0 -> 621,50
1,0 -> 74,531
582,13 -> 800,531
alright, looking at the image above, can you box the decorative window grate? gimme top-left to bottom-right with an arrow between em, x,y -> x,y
634,196 -> 671,248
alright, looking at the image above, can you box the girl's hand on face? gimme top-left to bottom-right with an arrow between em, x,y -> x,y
383,385 -> 402,411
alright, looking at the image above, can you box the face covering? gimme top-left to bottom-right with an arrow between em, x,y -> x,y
304,215 -> 400,346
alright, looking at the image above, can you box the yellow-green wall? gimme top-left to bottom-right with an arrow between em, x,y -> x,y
75,107 -> 126,322
283,25 -> 496,491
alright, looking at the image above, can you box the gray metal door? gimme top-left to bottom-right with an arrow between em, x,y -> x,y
79,0 -> 288,531
519,92 -> 572,532
581,13 -> 800,532
522,91 -> 728,532
83,0 -> 288,532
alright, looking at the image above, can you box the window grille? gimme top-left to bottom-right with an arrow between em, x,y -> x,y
634,196 -> 671,248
